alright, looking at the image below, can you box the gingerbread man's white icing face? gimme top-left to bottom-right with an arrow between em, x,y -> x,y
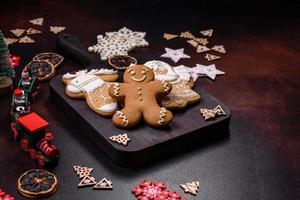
123,65 -> 154,83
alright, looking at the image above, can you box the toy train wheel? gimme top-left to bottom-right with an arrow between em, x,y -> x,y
28,149 -> 37,160
20,139 -> 29,152
37,155 -> 45,166
10,122 -> 19,140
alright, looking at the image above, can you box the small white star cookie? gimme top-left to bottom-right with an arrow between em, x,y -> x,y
194,64 -> 225,80
161,47 -> 190,63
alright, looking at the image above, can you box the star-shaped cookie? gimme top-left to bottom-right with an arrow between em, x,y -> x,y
161,48 -> 190,63
194,64 -> 225,80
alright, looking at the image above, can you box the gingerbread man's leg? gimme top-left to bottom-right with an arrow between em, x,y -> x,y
143,105 -> 173,127
112,107 -> 142,128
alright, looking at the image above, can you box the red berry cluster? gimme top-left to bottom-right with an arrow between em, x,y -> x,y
0,189 -> 14,200
9,55 -> 21,68
132,180 -> 186,200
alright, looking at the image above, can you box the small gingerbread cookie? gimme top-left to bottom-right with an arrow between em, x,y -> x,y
109,65 -> 173,128
62,69 -> 119,117
160,80 -> 200,109
144,61 -> 200,109
17,169 -> 58,198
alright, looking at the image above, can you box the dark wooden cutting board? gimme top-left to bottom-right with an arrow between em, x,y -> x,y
49,75 -> 231,166
50,33 -> 231,166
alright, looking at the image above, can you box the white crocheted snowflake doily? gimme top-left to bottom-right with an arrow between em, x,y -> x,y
88,27 -> 149,60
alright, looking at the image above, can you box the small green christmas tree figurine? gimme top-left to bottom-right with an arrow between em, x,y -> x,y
0,30 -> 15,95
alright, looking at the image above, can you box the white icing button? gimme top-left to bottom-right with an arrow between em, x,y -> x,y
98,102 -> 118,112
67,85 -> 81,94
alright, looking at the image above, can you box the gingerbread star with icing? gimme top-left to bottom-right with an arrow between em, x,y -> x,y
194,64 -> 225,80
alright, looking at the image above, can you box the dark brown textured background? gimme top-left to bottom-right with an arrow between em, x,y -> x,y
0,0 -> 299,199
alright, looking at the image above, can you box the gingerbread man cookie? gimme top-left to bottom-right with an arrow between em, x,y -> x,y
62,69 -> 119,117
144,61 -> 200,109
109,65 -> 173,128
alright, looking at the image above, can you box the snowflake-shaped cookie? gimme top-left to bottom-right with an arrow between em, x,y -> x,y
88,35 -> 133,60
105,27 -> 149,47
88,27 -> 149,60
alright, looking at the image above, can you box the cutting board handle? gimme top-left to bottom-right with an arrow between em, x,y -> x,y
56,33 -> 93,67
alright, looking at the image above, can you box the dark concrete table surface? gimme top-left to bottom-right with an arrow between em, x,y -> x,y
0,0 -> 299,199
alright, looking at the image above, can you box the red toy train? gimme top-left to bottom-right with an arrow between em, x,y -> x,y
10,68 -> 60,167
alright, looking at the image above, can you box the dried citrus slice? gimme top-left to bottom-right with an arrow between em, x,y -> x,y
17,169 -> 58,198
33,52 -> 64,67
108,55 -> 137,70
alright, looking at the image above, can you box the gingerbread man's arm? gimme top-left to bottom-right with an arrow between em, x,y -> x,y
149,80 -> 172,96
109,82 -> 127,100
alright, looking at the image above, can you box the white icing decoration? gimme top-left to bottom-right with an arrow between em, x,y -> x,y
173,65 -> 191,83
66,84 -> 81,94
116,111 -> 129,127
63,69 -> 117,80
131,75 -> 146,82
161,80 -> 170,92
158,107 -> 167,125
68,74 -> 105,93
113,83 -> 120,96
144,60 -> 179,81
99,102 -> 118,112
